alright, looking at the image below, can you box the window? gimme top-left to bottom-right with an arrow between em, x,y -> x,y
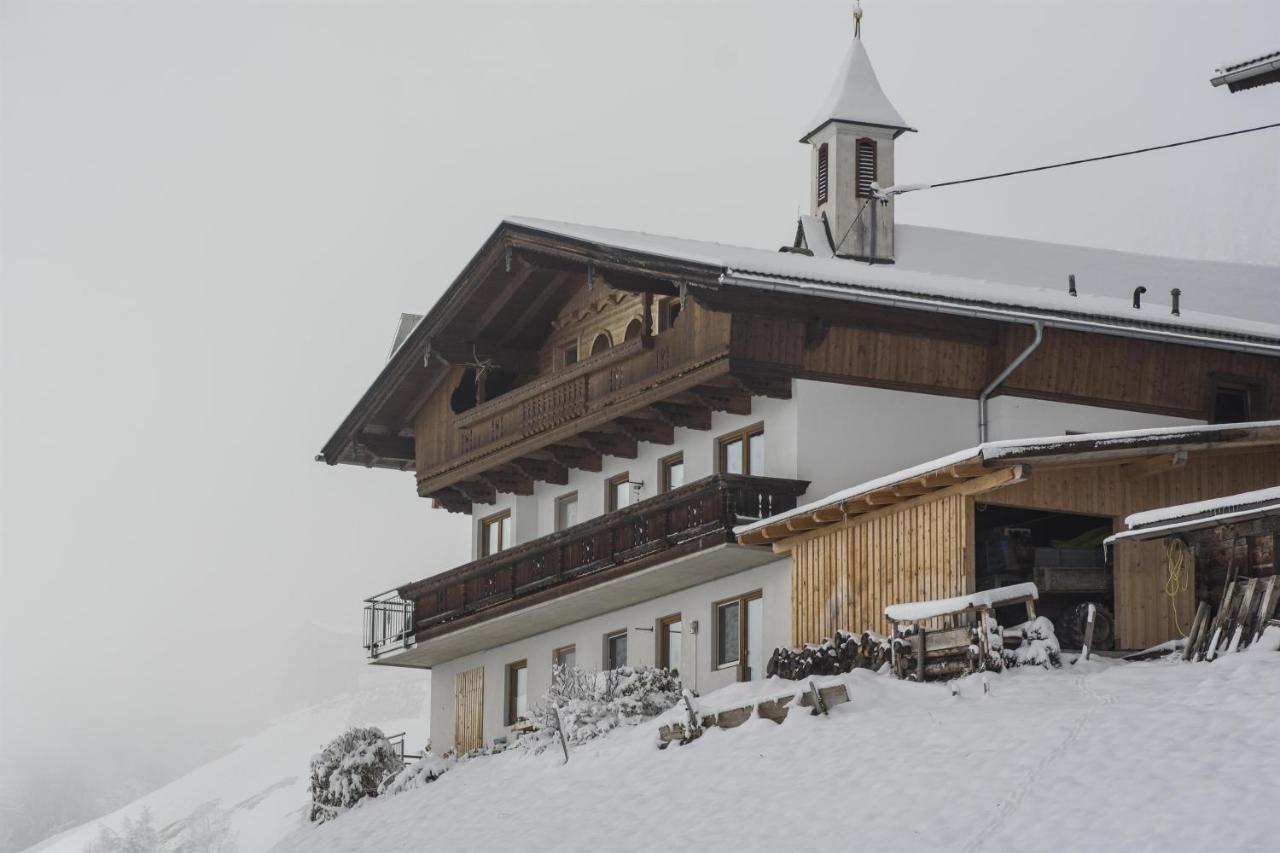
480,510 -> 511,557
553,644 -> 576,671
559,340 -> 579,369
624,317 -> 644,341
605,630 -> 628,670
659,452 -> 685,493
505,660 -> 527,725
658,297 -> 683,332
590,331 -> 612,356
816,142 -> 829,205
714,591 -> 764,681
855,137 -> 877,198
657,613 -> 682,674
607,472 -> 632,511
1212,384 -> 1252,424
555,492 -> 578,531
717,424 -> 764,476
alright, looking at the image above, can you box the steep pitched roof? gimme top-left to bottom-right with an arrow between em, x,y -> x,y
801,36 -> 913,142
505,216 -> 1280,353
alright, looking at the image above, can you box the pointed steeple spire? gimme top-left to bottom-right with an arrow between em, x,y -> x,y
800,4 -> 913,143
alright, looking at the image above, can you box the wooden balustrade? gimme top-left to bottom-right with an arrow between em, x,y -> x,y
396,474 -> 808,640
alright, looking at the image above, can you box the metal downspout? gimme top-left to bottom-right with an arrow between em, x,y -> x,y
979,321 -> 1044,443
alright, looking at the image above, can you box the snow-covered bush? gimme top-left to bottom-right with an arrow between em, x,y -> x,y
1004,616 -> 1062,669
523,665 -> 681,753
308,727 -> 404,823
82,808 -> 160,853
379,754 -> 453,795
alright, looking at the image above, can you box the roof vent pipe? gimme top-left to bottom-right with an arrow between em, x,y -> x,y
1171,288 -> 1182,316
1133,286 -> 1147,309
978,321 -> 1044,443
1068,274 -> 1077,297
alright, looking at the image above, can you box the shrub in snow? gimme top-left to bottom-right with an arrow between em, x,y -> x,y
767,630 -> 891,680
308,726 -> 404,823
1004,616 -> 1062,669
82,808 -> 160,853
379,755 -> 453,796
523,665 -> 682,753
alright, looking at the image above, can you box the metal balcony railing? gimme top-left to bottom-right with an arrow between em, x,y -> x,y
363,590 -> 414,658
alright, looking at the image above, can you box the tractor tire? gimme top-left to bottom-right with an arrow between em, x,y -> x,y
1059,602 -> 1115,651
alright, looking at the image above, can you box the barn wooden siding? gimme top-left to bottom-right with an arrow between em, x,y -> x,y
786,448 -> 1280,651
454,666 -> 484,754
788,493 -> 974,647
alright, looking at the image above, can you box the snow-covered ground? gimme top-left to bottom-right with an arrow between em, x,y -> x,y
275,634 -> 1280,853
24,674 -> 430,853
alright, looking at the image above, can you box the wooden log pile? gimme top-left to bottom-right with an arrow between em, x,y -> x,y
765,630 -> 891,680
1182,575 -> 1278,662
657,682 -> 852,748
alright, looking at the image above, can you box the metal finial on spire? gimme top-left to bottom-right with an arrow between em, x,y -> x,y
853,1 -> 863,38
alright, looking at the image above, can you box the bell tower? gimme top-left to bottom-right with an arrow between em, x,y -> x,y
801,3 -> 913,262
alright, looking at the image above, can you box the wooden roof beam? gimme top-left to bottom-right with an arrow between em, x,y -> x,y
510,457 -> 569,486
480,469 -> 534,496
651,401 -> 713,431
468,259 -> 538,338
453,480 -> 497,505
545,444 -> 603,473
353,433 -> 414,463
614,416 -> 675,446
580,430 -> 638,460
427,337 -> 539,374
692,385 -> 752,416
1119,450 -> 1189,482
429,489 -> 472,515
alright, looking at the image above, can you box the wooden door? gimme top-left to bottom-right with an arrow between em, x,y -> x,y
454,667 -> 484,754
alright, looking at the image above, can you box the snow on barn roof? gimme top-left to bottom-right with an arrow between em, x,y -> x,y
801,35 -> 914,141
735,420 -> 1280,543
1105,486 -> 1280,545
505,217 -> 1280,353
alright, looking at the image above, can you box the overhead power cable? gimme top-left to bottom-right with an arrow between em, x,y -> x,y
878,120 -> 1280,199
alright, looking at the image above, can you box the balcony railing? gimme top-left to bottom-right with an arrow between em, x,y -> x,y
371,474 -> 807,653
364,589 -> 414,658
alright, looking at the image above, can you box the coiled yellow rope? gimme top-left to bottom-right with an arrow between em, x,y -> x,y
1165,538 -> 1191,636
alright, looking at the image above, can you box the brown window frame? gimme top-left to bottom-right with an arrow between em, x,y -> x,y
657,297 -> 683,332
604,629 -> 628,670
606,472 -> 631,512
552,644 -> 576,670
554,491 -> 579,532
713,590 -> 763,680
816,142 -> 829,205
855,137 -> 877,199
558,338 -> 580,370
657,613 -> 682,673
1208,375 -> 1260,424
479,509 -> 511,557
716,423 -> 764,476
505,659 -> 528,726
658,452 -> 685,493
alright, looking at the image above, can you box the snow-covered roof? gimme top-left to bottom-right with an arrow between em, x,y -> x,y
1216,50 -> 1280,74
801,36 -> 913,141
736,420 -> 1280,541
1104,487 -> 1280,545
884,582 -> 1039,623
504,217 -> 1280,352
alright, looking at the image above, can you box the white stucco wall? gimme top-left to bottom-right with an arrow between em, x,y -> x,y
984,396 -> 1203,441
793,381 -> 974,499
428,558 -> 791,754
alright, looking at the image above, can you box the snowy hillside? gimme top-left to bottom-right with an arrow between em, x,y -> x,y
24,673 -> 430,853
275,636 -> 1280,853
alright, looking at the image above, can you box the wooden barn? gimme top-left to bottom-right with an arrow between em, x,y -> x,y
738,421 -> 1280,651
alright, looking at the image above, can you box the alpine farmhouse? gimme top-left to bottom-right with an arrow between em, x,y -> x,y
319,25 -> 1280,754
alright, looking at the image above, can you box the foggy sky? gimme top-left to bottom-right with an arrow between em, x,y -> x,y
2,0 -> 1278,846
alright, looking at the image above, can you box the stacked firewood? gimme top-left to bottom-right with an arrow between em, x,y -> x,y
766,630 -> 891,680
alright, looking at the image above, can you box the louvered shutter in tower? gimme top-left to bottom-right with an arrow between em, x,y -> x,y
855,138 -> 876,198
816,143 -> 829,205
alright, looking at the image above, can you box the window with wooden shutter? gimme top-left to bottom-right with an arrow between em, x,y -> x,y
816,143 -> 829,205
855,138 -> 877,198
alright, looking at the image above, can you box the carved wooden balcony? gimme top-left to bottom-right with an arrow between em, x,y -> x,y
384,474 -> 808,648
